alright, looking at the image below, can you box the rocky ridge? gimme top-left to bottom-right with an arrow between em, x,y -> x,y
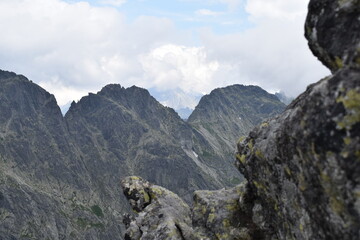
121,1 -> 360,239
188,84 -> 285,165
0,72 -> 283,237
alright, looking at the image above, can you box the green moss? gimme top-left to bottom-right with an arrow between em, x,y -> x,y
284,166 -> 292,177
356,151 -> 360,161
298,173 -> 307,191
247,139 -> 254,151
336,89 -> 360,130
253,181 -> 266,191
260,122 -> 269,128
274,203 -> 279,211
356,57 -> 360,65
255,149 -> 265,159
330,196 -> 345,215
130,176 -> 140,180
225,201 -> 239,211
91,205 -> 104,218
299,223 -> 304,232
216,233 -> 229,239
236,153 -> 246,164
222,219 -> 231,228
335,56 -> 344,68
238,136 -> 246,144
207,213 -> 215,223
300,120 -> 306,128
150,186 -> 163,199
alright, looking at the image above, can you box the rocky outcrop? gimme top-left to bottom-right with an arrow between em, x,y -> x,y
305,0 -> 360,72
121,1 -> 360,239
121,176 -> 259,240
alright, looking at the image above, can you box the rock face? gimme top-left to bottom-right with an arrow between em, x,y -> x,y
188,85 -> 285,166
237,67 -> 360,239
0,71 -> 116,239
121,1 -> 360,239
305,0 -> 360,72
121,176 -> 257,240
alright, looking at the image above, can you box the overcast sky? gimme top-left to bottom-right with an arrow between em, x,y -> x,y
0,0 -> 329,109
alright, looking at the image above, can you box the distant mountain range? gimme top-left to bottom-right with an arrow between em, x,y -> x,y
0,69 -> 285,239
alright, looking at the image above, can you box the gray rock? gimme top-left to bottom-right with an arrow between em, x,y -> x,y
305,0 -> 360,72
121,176 -> 196,240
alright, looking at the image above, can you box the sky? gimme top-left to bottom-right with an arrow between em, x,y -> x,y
0,0 -> 330,111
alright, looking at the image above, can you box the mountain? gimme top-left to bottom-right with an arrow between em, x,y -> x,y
64,84 -> 237,202
148,88 -> 203,119
120,1 -> 360,239
275,91 -> 294,105
0,71 -> 118,239
0,71 -> 285,239
188,84 -> 286,165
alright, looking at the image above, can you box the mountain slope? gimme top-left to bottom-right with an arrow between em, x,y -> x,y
65,84 -> 241,202
188,84 -> 286,162
0,70 -> 122,239
0,71 -> 284,239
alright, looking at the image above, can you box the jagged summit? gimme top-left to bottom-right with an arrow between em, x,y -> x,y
188,84 -> 285,162
0,71 -> 289,238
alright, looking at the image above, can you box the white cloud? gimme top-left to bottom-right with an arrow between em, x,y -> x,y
197,0 -> 329,97
139,44 -> 220,93
0,0 -> 182,106
100,0 -> 126,7
196,9 -> 224,16
0,0 -> 329,110
246,0 -> 308,20
219,0 -> 242,11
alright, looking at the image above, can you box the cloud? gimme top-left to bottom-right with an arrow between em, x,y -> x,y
219,0 -> 242,11
0,0 -> 329,110
99,0 -> 126,7
139,44 -> 220,93
246,0 -> 307,20
0,0 -> 181,106
196,9 -> 224,17
197,0 -> 329,97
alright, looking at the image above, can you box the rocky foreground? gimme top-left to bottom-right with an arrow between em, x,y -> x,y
121,1 -> 360,239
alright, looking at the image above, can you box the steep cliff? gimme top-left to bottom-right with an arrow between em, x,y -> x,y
0,71 -> 120,239
188,84 -> 285,165
121,1 -> 360,239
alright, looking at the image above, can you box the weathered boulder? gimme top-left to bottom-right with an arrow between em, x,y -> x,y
121,176 -> 196,240
236,67 -> 360,239
305,0 -> 360,72
121,177 -> 262,240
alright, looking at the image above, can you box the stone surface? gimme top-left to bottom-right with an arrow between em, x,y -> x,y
188,85 -> 285,176
305,0 -> 360,72
121,176 -> 195,240
121,177 -> 260,240
237,68 -> 360,239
